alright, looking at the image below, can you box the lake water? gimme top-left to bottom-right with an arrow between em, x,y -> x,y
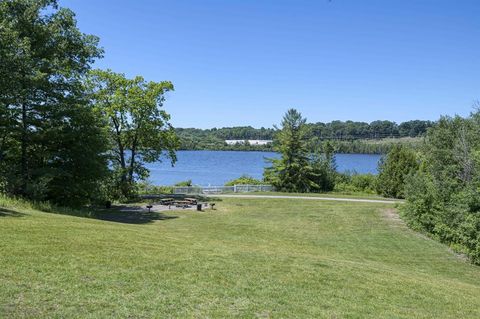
146,150 -> 382,186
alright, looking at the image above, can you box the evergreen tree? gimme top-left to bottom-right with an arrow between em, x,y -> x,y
264,109 -> 336,192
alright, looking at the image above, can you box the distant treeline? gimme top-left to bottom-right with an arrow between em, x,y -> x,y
328,138 -> 423,154
176,120 -> 432,153
307,119 -> 433,139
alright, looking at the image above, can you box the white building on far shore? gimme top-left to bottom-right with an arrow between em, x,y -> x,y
225,139 -> 272,146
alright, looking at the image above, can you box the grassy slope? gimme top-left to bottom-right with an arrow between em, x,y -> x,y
247,191 -> 399,201
1,197 -> 479,318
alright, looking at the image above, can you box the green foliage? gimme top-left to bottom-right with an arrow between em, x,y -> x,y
0,0 -> 107,206
335,173 -> 377,194
329,137 -> 423,154
175,120 -> 431,153
174,180 -> 192,187
0,1 -> 179,206
88,69 -> 179,199
307,119 -> 432,139
224,175 -> 263,186
309,146 -> 337,192
176,127 -> 274,151
376,145 -> 419,198
401,112 -> 480,264
136,181 -> 173,195
264,109 -> 336,192
174,120 -> 431,153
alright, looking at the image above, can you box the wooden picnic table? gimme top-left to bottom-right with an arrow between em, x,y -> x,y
184,197 -> 197,205
159,198 -> 174,205
175,200 -> 192,208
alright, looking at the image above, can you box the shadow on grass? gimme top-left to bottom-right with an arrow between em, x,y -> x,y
1,196 -> 180,224
2,193 -> 221,224
92,205 -> 178,224
28,203 -> 178,225
0,207 -> 25,218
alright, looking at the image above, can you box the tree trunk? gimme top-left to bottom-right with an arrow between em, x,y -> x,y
20,102 -> 27,195
128,135 -> 138,183
112,116 -> 129,197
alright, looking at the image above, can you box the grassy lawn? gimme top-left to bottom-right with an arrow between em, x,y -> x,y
1,197 -> 479,318
236,191 -> 399,201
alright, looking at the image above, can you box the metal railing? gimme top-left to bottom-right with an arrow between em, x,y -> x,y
173,184 -> 274,195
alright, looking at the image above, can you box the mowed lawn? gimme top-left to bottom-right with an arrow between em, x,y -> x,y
1,197 -> 480,318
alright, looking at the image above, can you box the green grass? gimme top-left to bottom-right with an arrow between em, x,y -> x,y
248,191 -> 399,201
1,196 -> 479,318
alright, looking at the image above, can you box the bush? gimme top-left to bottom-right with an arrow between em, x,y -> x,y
334,173 -> 377,194
225,175 -> 263,186
376,145 -> 419,198
401,113 -> 480,264
402,172 -> 437,232
136,182 -> 173,195
351,174 -> 377,193
174,180 -> 192,187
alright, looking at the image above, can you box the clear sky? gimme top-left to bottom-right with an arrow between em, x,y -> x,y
62,0 -> 480,128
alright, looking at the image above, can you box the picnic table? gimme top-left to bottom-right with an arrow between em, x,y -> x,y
174,200 -> 192,208
159,198 -> 174,205
159,197 -> 198,209
184,197 -> 197,205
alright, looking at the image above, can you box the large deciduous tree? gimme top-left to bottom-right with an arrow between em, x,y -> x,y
0,0 -> 108,205
88,70 -> 179,198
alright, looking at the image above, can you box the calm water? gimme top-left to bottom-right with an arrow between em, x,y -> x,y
146,150 -> 382,186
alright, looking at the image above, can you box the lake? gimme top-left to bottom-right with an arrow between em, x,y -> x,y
146,150 -> 382,186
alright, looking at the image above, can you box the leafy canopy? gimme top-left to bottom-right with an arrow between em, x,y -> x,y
88,69 -> 179,199
0,0 -> 107,206
402,111 -> 480,264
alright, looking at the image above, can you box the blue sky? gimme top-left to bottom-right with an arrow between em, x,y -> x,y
63,0 -> 480,128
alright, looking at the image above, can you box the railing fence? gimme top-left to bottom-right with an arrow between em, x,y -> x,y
173,184 -> 274,195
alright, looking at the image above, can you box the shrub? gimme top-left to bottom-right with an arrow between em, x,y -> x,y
351,174 -> 377,193
225,175 -> 263,186
401,113 -> 480,264
174,180 -> 192,187
376,145 -> 419,198
334,173 -> 377,194
136,182 -> 173,195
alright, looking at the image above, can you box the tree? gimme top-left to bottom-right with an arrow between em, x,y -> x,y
398,120 -> 433,137
89,69 -> 179,198
225,175 -> 263,186
0,0 -> 107,205
264,109 -> 336,192
310,141 -> 336,191
401,112 -> 480,264
376,144 -> 418,198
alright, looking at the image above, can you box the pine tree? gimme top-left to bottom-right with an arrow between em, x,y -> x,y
265,109 -> 336,192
